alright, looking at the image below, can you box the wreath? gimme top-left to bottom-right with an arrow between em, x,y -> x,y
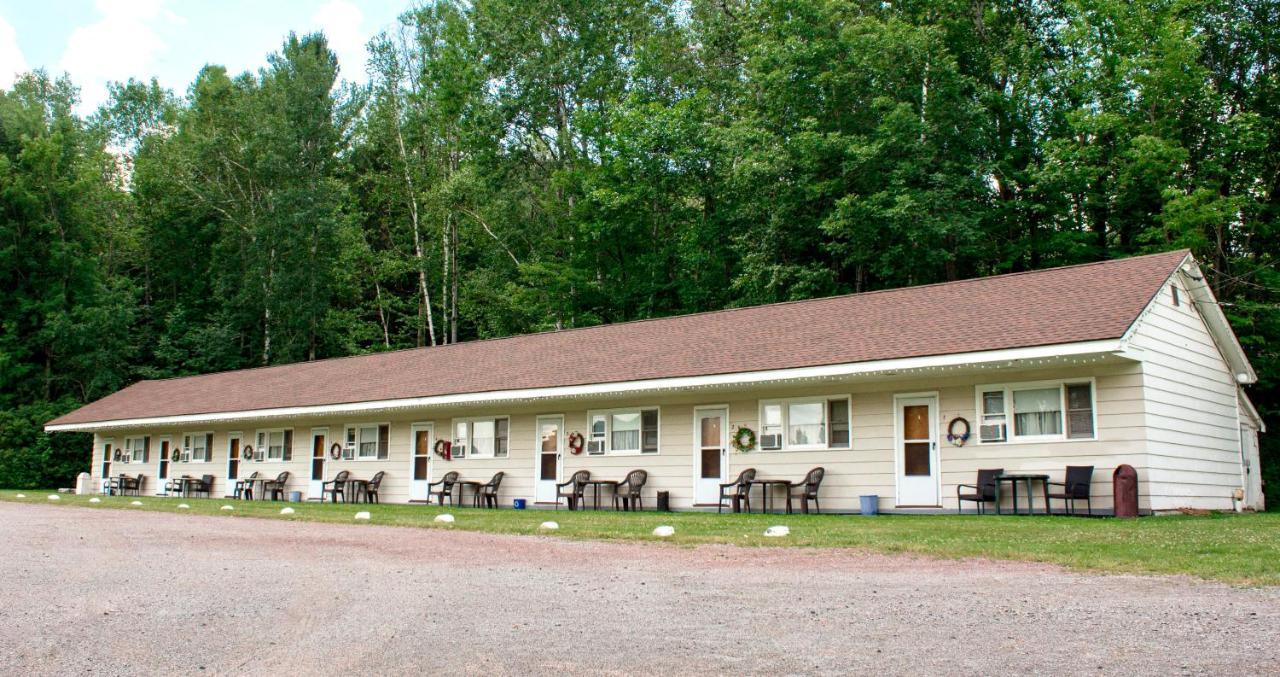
567,431 -> 584,455
113,449 -> 122,461
946,417 -> 971,446
731,426 -> 757,453
329,442 -> 343,460
242,445 -> 254,461
433,439 -> 452,461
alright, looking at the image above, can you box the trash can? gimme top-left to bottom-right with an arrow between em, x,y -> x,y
859,495 -> 879,516
1113,464 -> 1138,517
287,491 -> 302,503
656,491 -> 671,512
513,498 -> 527,510
75,472 -> 92,495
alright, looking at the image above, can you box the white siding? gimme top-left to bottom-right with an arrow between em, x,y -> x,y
1128,277 -> 1246,511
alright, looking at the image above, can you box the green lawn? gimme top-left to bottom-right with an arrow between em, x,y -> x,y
4,490 -> 1277,586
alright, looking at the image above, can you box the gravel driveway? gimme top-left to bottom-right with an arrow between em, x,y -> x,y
2,503 -> 1277,675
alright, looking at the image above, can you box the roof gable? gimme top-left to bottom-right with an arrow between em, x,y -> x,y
48,250 -> 1191,428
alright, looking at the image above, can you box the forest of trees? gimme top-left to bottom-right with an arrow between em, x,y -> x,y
1,0 -> 1276,504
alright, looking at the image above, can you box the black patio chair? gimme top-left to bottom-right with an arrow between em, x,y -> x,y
188,474 -> 214,498
363,471 -> 386,504
957,468 -> 1004,514
477,472 -> 504,508
427,471 -> 459,506
322,470 -> 351,503
1047,465 -> 1094,515
718,468 -> 756,513
556,470 -> 590,510
262,471 -> 290,501
234,471 -> 259,500
786,467 -> 825,514
612,469 -> 648,511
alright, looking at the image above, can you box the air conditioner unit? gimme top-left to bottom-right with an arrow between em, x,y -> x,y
979,423 -> 1006,443
759,433 -> 783,450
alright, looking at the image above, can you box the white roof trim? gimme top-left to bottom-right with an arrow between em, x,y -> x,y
1239,388 -> 1266,432
1177,257 -> 1257,383
45,339 -> 1124,432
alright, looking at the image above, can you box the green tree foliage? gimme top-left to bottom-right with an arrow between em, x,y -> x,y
0,1 -> 1276,503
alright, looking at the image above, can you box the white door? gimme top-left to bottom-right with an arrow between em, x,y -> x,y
694,407 -> 728,505
409,423 -> 434,501
225,435 -> 242,499
534,416 -> 563,503
309,429 -> 329,500
895,395 -> 939,506
155,437 -> 172,495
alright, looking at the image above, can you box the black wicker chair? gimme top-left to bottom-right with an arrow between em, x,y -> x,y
234,471 -> 259,500
188,474 -> 215,498
322,470 -> 351,503
612,469 -> 648,511
786,467 -> 825,514
477,472 -> 504,508
262,471 -> 290,501
957,468 -> 1004,514
427,471 -> 459,506
556,470 -> 590,510
1047,465 -> 1094,515
363,471 -> 386,504
718,468 -> 756,513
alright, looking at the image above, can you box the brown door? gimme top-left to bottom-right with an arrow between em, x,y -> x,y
311,433 -> 325,482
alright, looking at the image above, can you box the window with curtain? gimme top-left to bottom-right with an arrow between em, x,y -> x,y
452,417 -> 509,458
758,397 -> 849,450
586,408 -> 660,455
1012,388 -> 1063,436
978,381 -> 1095,442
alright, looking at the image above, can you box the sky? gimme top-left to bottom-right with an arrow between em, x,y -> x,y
0,0 -> 409,113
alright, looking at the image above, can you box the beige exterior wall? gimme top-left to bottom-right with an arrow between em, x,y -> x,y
89,361 -> 1152,513
1127,275 -> 1249,511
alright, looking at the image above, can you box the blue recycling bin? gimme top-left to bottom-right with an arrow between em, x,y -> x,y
859,495 -> 879,516
512,498 -> 527,510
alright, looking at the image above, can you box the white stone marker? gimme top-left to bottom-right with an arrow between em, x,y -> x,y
221,505 -> 234,511
177,504 -> 190,509
763,525 -> 790,537
89,497 -> 101,503
434,513 -> 455,524
539,521 -> 559,530
354,511 -> 371,520
47,495 -> 60,501
652,525 -> 675,537
15,493 -> 25,498
280,507 -> 295,515
130,500 -> 143,506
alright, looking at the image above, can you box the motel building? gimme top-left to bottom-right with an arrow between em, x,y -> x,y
46,250 -> 1265,514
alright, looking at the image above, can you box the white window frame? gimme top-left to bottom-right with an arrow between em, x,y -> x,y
256,428 -> 289,461
182,431 -> 213,463
124,436 -> 147,463
974,378 -> 1098,445
451,416 -> 510,459
341,423 -> 390,461
584,407 -> 660,456
756,396 -> 852,452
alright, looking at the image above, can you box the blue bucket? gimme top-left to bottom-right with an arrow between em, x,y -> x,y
859,495 -> 879,516
512,498 -> 527,510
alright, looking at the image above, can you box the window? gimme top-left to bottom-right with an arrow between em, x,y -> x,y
1171,284 -> 1181,307
452,417 -> 508,459
977,381 -> 1095,443
585,407 -> 659,455
183,432 -> 212,462
757,397 -> 850,451
256,429 -> 294,462
125,436 -> 147,463
342,424 -> 388,460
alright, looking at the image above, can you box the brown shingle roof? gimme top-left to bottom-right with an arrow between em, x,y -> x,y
48,250 -> 1188,426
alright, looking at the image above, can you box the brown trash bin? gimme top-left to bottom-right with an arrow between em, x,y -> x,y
1113,464 -> 1139,517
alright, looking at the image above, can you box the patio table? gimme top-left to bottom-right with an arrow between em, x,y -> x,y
454,480 -> 483,507
747,479 -> 793,514
581,480 -> 620,510
346,478 -> 370,503
994,474 -> 1050,515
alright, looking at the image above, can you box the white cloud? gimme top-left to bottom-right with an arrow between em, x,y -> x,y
311,0 -> 368,83
58,0 -> 175,111
0,15 -> 29,89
